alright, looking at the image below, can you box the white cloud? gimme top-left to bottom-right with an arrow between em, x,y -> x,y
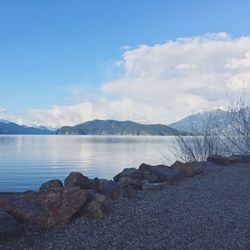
5,33 -> 250,127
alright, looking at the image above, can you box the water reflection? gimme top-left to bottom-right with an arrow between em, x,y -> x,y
0,135 -> 176,192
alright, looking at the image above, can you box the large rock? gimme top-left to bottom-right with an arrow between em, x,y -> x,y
228,154 -> 250,163
141,173 -> 159,183
81,200 -> 109,219
91,177 -> 100,192
0,187 -> 87,229
118,176 -> 142,189
139,163 -> 180,182
0,208 -> 22,241
64,172 -> 90,189
208,154 -> 250,165
99,181 -> 123,199
87,190 -> 107,204
39,179 -> 63,192
171,161 -> 203,177
113,168 -> 141,182
207,155 -> 229,165
99,181 -> 137,199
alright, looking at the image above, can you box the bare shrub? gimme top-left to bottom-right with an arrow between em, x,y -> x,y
222,91 -> 250,154
171,111 -> 226,162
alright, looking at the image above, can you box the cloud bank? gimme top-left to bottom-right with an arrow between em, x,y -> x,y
3,33 -> 250,127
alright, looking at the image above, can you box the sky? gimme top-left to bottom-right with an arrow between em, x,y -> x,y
1,0 -> 250,127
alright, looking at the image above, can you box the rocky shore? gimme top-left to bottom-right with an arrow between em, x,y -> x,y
0,154 -> 250,249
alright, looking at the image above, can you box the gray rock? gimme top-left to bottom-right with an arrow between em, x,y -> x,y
207,154 -> 229,165
118,176 -> 142,189
87,190 -> 107,204
0,208 -> 22,241
150,166 -> 180,182
113,168 -> 141,182
228,154 -> 250,163
99,181 -> 123,199
142,173 -> 159,183
64,172 -> 90,189
99,181 -> 137,200
90,177 -> 100,192
171,161 -> 203,177
39,179 -> 63,192
139,163 -> 180,182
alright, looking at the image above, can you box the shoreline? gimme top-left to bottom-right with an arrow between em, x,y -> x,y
0,155 -> 250,249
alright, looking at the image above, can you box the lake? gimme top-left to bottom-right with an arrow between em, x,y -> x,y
0,135 -> 177,192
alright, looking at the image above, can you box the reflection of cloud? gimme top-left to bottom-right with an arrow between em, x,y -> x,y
5,33 -> 250,127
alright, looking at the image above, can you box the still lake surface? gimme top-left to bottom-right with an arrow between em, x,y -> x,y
0,135 -> 177,192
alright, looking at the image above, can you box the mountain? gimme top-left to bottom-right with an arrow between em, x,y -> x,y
55,119 -> 178,136
168,109 -> 231,133
0,120 -> 52,135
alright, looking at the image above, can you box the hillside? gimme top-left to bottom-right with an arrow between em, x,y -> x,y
0,120 -> 52,135
55,119 -> 178,135
168,109 -> 231,133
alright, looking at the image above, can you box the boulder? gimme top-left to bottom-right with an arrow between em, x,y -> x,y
81,201 -> 109,219
141,173 -> 159,183
208,154 -> 250,165
207,155 -> 229,165
142,182 -> 168,190
64,172 -> 90,189
87,190 -> 107,204
150,166 -> 180,182
98,179 -> 112,191
39,179 -> 63,192
91,177 -> 100,192
99,181 -> 123,199
139,163 -> 179,182
228,154 -> 250,163
118,176 -> 142,189
171,161 -> 203,177
99,181 -> 137,199
0,208 -> 22,241
113,168 -> 141,182
139,163 -> 153,174
0,187 -> 87,229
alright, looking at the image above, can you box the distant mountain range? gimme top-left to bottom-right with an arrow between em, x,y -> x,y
0,120 -> 52,135
55,119 -> 178,135
0,109 -> 234,135
168,109 -> 231,133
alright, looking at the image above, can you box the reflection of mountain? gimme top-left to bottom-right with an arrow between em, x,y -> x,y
168,109 -> 231,133
56,119 -> 178,135
0,120 -> 52,135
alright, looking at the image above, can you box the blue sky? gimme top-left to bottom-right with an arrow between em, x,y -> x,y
1,1 -> 250,126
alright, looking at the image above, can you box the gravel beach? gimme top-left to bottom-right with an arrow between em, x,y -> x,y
1,162 -> 249,250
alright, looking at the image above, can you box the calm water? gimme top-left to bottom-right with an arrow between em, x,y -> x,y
0,135 -> 176,192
